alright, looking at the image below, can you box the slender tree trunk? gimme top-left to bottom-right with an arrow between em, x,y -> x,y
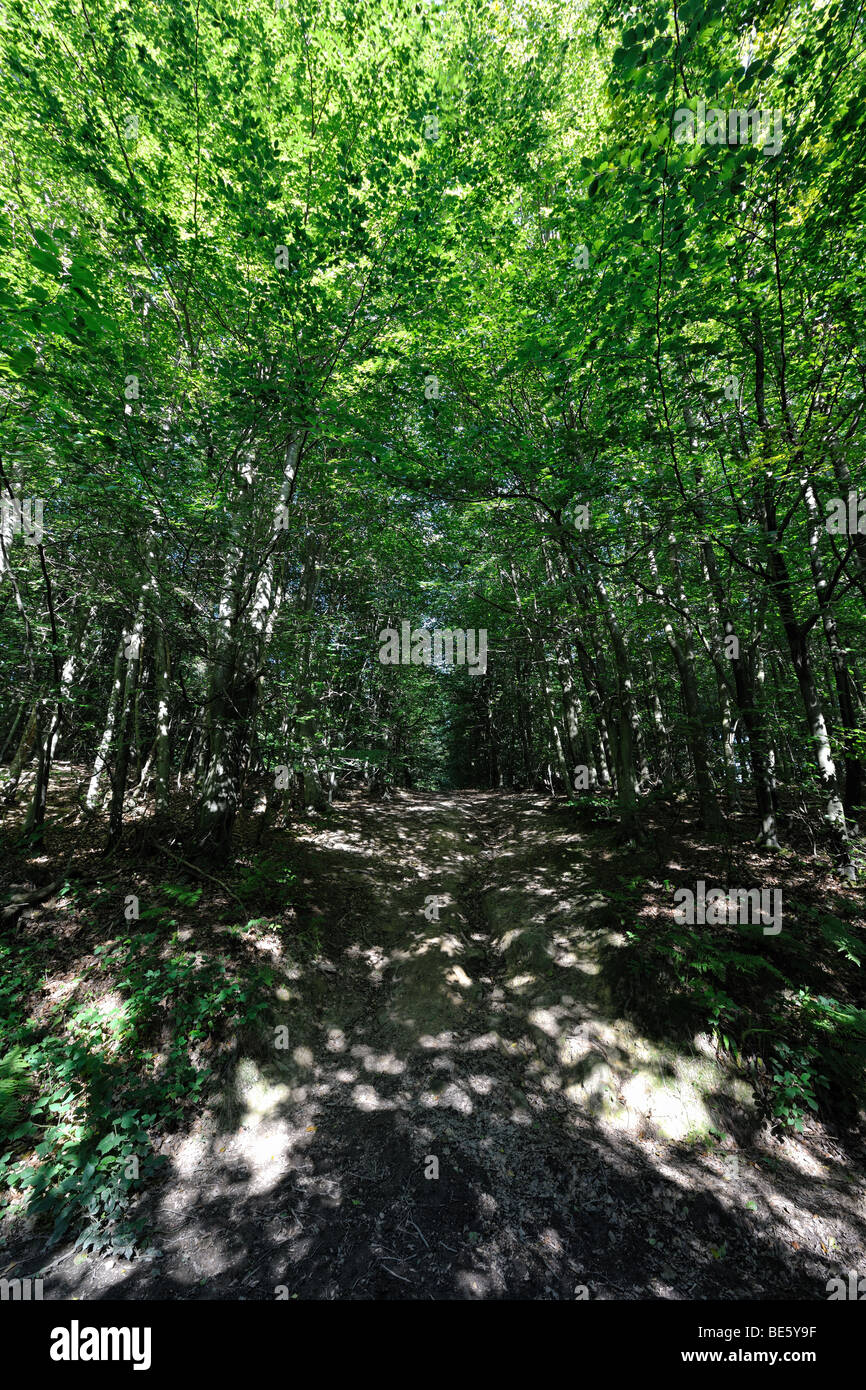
802,472 -> 864,823
5,704 -> 38,794
154,626 -> 171,820
86,635 -> 127,810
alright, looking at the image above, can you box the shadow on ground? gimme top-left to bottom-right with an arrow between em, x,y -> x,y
4,792 -> 865,1299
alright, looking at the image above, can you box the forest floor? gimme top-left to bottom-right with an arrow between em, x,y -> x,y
2,787 -> 865,1299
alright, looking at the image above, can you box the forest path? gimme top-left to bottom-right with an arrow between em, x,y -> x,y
25,792 -> 866,1299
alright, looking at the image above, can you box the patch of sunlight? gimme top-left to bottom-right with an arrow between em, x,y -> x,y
619,1070 -> 704,1136
439,1082 -> 473,1113
527,1006 -> 561,1038
499,928 -> 523,952
559,1021 -> 619,1059
95,989 -> 125,1015
305,838 -> 377,862
446,964 -> 473,989
252,932 -> 282,959
564,1056 -> 617,1110
236,1129 -> 295,1194
356,1048 -> 405,1075
431,1055 -> 454,1071
622,1053 -> 752,1142
508,1106 -> 533,1126
54,977 -> 81,997
351,1083 -> 392,1111
563,951 -> 600,975
504,973 -> 536,993
172,1133 -> 209,1177
767,1138 -> 828,1179
234,1057 -> 292,1124
406,932 -> 464,959
417,1031 -> 455,1048
467,1074 -> 494,1094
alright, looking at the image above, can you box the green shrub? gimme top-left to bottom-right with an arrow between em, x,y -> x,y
0,1048 -> 31,1132
619,913 -> 865,1132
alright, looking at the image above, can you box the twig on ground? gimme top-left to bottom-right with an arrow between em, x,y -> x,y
407,1217 -> 430,1247
153,841 -> 246,908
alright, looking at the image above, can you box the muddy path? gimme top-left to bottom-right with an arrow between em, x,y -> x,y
10,792 -> 866,1300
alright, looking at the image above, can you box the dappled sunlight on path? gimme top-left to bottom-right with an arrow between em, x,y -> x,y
22,793 -> 866,1300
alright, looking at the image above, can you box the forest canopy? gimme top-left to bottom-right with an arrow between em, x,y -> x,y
2,0 -> 864,863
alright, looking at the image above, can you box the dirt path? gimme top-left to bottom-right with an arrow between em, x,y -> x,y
14,792 -> 866,1299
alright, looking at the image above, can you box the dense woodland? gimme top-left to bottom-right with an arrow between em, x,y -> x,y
1,0 -> 865,1303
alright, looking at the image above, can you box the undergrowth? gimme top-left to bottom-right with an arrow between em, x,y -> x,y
611,887 -> 866,1133
0,873 -> 286,1258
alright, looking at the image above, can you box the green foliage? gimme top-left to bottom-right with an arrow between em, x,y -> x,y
0,924 -> 275,1255
158,882 -> 204,909
0,0 -> 863,1257
0,1026 -> 166,1256
620,913 -> 866,1132
0,1049 -> 32,1131
235,857 -> 297,909
768,1044 -> 822,1133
